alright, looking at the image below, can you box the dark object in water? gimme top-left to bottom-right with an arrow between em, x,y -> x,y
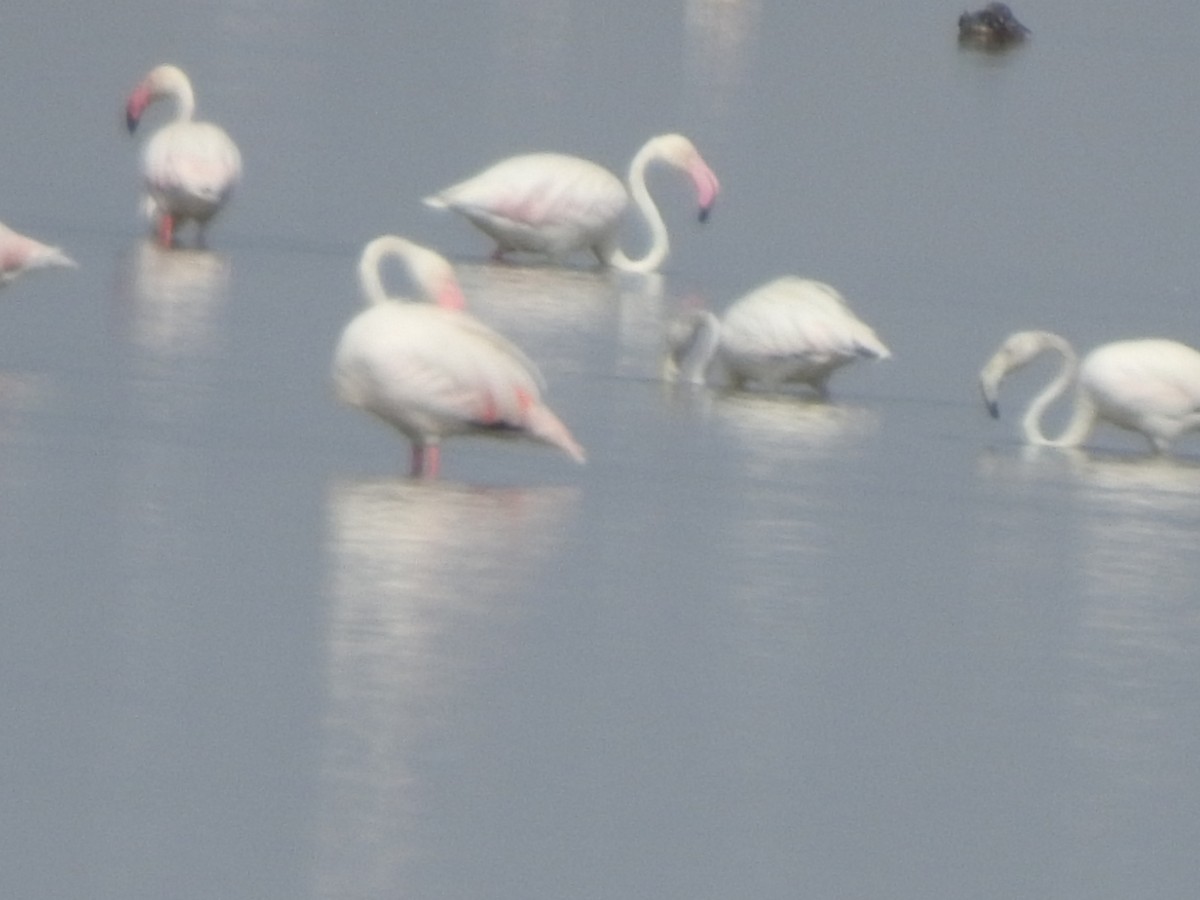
958,3 -> 1030,48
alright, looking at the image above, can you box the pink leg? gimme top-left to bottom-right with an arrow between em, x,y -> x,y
410,444 -> 441,478
158,214 -> 175,248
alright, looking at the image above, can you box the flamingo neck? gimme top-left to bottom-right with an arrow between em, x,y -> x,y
667,310 -> 721,384
356,236 -> 464,309
610,143 -> 670,275
168,81 -> 196,122
1022,335 -> 1094,448
357,240 -> 396,306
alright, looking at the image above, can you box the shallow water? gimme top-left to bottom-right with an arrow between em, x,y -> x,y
4,3 -> 1200,899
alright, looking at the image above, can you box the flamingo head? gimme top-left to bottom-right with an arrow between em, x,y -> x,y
403,240 -> 466,310
664,308 -> 721,385
434,275 -> 466,311
126,64 -> 194,133
652,134 -> 720,223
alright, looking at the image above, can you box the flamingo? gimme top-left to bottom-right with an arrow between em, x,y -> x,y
423,133 -> 719,273
332,236 -> 587,477
0,221 -> 75,287
979,330 -> 1200,454
664,277 -> 891,397
125,64 -> 242,248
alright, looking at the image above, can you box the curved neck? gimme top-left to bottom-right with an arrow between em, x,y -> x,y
356,236 -> 464,309
171,82 -> 196,121
152,70 -> 197,122
666,311 -> 721,384
1022,336 -> 1094,447
610,144 -> 670,274
357,240 -> 399,306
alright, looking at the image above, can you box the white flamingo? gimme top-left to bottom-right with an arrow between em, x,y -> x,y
664,277 -> 891,397
0,221 -> 75,287
332,236 -> 586,477
125,64 -> 242,248
423,133 -> 719,273
980,330 -> 1200,453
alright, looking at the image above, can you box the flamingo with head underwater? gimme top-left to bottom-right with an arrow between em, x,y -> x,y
423,133 -> 719,274
125,64 -> 242,248
979,330 -> 1200,454
332,236 -> 586,477
665,277 -> 891,398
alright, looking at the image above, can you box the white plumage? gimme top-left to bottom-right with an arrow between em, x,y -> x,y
332,236 -> 586,477
0,221 -> 75,288
126,64 -> 241,247
424,133 -> 719,273
665,277 -> 891,396
980,330 -> 1200,454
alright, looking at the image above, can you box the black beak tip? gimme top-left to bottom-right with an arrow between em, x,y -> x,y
986,400 -> 1000,419
698,206 -> 712,224
126,112 -> 139,134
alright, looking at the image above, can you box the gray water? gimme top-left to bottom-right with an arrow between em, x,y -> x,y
4,3 -> 1200,899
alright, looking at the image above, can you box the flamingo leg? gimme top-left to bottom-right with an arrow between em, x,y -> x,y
157,213 -> 175,248
410,444 -> 441,478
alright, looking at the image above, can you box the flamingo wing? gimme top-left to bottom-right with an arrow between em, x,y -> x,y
1086,340 -> 1200,418
0,222 -> 75,285
722,277 -> 889,364
426,153 -> 626,240
145,121 -> 242,209
340,306 -> 544,432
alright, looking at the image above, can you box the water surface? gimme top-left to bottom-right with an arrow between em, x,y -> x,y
4,3 -> 1200,899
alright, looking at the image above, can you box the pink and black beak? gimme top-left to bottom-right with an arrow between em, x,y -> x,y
126,84 -> 151,134
693,163 -> 720,224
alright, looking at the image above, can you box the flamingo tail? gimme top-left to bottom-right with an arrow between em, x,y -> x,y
527,404 -> 586,463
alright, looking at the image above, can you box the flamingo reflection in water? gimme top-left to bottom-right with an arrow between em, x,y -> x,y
317,478 -> 577,895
